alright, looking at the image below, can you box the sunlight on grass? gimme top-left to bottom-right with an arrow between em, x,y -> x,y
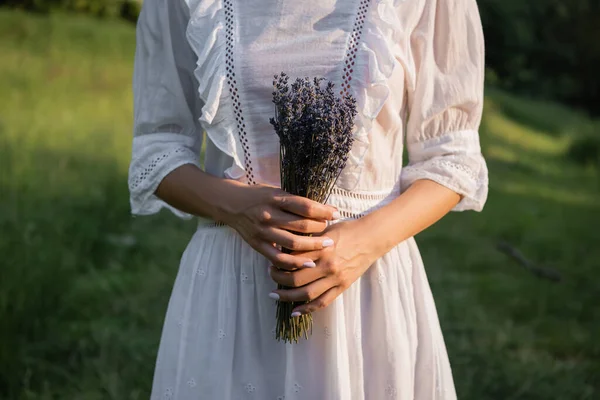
0,11 -> 134,175
484,111 -> 569,156
495,181 -> 599,207
484,88 -> 589,136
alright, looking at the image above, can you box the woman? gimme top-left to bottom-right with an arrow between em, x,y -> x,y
129,0 -> 488,398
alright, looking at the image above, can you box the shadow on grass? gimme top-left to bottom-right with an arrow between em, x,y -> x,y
0,146 -> 194,399
421,179 -> 600,399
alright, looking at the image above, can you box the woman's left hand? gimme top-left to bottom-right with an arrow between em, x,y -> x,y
268,219 -> 382,316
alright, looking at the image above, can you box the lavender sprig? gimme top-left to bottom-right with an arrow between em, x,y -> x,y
269,73 -> 357,343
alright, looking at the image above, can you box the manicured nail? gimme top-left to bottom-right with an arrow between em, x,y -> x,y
322,238 -> 334,247
290,311 -> 302,318
303,261 -> 316,268
268,292 -> 280,300
332,211 -> 341,220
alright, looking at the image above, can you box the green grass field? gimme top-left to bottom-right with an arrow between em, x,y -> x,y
1,10 -> 599,400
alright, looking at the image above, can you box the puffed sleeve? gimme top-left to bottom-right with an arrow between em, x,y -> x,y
400,0 -> 488,211
128,0 -> 203,219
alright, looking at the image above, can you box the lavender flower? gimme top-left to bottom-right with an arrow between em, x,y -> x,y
269,73 -> 357,343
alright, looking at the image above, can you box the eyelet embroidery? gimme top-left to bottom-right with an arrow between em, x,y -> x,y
187,378 -> 197,388
429,159 -> 478,181
340,0 -> 371,96
385,385 -> 398,397
293,383 -> 302,393
200,221 -> 227,228
329,186 -> 391,201
130,147 -> 190,190
163,387 -> 174,400
377,270 -> 386,284
324,326 -> 332,338
223,0 -> 255,185
336,209 -> 366,219
218,329 -> 226,339
244,383 -> 256,393
327,186 -> 401,220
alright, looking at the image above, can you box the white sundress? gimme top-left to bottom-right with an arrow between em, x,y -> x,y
128,0 -> 489,398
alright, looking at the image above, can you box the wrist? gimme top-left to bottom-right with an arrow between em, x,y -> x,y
202,176 -> 247,224
354,210 -> 402,257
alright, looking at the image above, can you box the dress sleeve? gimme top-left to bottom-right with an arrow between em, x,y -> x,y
400,0 -> 489,212
128,0 -> 203,219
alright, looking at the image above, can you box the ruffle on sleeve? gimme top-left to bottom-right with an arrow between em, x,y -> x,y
185,0 -> 246,180
400,130 -> 488,212
129,133 -> 202,219
335,0 -> 404,191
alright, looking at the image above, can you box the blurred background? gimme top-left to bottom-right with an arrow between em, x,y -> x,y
0,0 -> 598,399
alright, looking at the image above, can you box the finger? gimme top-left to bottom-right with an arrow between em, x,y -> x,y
268,265 -> 327,287
270,276 -> 335,303
289,248 -> 325,260
269,252 -> 319,271
255,242 -> 319,271
291,286 -> 341,315
269,211 -> 328,234
255,241 -> 285,263
274,195 -> 339,221
262,227 -> 334,251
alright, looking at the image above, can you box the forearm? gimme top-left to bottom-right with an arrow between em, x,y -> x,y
155,164 -> 244,222
356,179 -> 461,256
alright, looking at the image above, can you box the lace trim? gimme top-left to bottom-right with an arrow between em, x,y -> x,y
197,212 -> 370,229
197,185 -> 399,228
199,221 -> 228,228
340,0 -> 370,96
336,209 -> 366,219
129,147 -> 189,190
329,186 -> 392,201
428,159 -> 478,182
224,0 -> 255,184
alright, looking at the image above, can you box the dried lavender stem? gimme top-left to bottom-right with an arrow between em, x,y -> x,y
270,73 -> 357,343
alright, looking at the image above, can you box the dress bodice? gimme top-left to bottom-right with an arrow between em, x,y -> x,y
128,0 -> 488,220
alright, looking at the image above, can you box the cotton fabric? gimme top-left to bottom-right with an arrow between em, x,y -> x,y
128,0 -> 488,398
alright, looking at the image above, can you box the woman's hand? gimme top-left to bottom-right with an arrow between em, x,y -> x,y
155,166 -> 339,270
268,219 -> 381,316
266,179 -> 463,315
220,183 -> 340,271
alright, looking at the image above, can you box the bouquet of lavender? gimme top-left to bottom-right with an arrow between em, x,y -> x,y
269,73 -> 358,343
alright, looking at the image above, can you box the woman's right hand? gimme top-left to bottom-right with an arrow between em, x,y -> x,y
219,183 -> 340,271
154,165 -> 338,271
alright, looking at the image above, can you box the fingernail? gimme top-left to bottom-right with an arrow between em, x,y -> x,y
332,211 -> 341,220
322,238 -> 334,247
268,292 -> 280,300
303,261 -> 316,268
290,311 -> 302,318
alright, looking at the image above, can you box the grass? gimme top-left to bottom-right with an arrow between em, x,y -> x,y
1,9 -> 599,400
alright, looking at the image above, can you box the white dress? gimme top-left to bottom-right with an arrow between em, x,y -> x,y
128,0 -> 488,398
